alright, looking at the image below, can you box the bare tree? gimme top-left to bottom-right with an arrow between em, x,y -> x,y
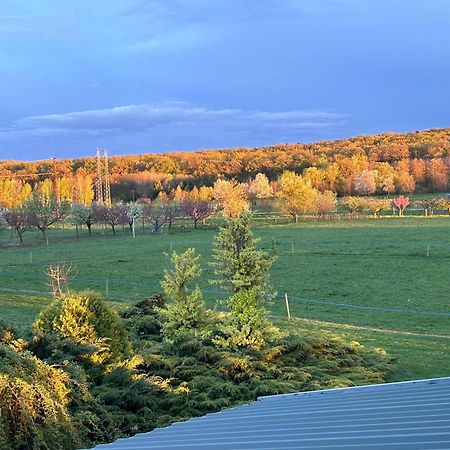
25,195 -> 69,241
47,263 -> 76,298
162,203 -> 179,230
143,203 -> 167,233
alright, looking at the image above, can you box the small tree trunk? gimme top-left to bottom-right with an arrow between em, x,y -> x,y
294,214 -> 298,223
87,223 -> 92,236
132,219 -> 136,238
76,225 -> 79,240
111,224 -> 116,235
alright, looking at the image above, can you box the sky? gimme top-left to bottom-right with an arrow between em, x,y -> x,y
1,0 -> 450,161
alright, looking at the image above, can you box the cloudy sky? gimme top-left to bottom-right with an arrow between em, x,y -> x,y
1,0 -> 450,160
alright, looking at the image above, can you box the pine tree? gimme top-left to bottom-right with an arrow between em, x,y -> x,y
211,215 -> 278,349
160,248 -> 209,339
212,215 -> 275,302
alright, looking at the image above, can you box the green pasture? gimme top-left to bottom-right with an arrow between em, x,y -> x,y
1,216 -> 449,380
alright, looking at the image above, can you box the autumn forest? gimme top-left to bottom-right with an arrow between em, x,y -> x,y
2,128 -> 450,206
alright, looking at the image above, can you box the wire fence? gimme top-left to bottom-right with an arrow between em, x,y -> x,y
1,269 -> 449,319
2,238 -> 450,267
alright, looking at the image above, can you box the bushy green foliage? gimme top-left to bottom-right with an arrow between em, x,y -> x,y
0,290 -> 392,450
213,288 -> 280,350
112,298 -> 392,442
33,291 -> 131,365
212,215 -> 275,301
159,249 -> 210,339
136,325 -> 391,415
120,294 -> 166,342
0,345 -> 81,450
0,320 -> 27,351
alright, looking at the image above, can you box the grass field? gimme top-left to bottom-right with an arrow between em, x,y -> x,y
1,216 -> 449,381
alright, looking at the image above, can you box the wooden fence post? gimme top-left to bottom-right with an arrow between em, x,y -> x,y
284,293 -> 291,320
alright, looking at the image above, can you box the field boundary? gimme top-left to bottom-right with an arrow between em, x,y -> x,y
286,317 -> 450,340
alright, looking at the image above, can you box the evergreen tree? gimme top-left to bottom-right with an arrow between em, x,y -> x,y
212,214 -> 275,302
160,248 -> 209,339
211,215 -> 277,349
213,288 -> 276,350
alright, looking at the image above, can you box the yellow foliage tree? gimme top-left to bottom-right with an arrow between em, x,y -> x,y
247,173 -> 273,200
198,185 -> 214,201
0,179 -> 32,208
35,178 -> 54,201
213,179 -> 249,218
276,171 -> 317,222
74,173 -> 94,205
172,184 -> 186,201
57,176 -> 74,202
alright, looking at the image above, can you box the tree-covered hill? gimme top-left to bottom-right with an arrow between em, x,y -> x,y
2,127 -> 450,200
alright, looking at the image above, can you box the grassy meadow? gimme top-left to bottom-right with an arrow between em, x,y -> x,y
1,216 -> 449,381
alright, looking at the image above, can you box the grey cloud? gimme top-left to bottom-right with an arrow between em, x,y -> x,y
0,103 -> 348,158
12,103 -> 347,134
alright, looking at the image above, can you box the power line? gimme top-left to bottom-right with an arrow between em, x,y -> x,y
0,172 -> 53,179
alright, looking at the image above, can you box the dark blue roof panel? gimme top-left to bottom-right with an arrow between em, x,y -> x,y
90,377 -> 450,449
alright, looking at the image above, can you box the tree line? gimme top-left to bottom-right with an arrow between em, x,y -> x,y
1,171 -> 449,243
2,128 -> 450,197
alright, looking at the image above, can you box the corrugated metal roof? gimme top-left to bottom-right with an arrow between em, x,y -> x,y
90,377 -> 450,449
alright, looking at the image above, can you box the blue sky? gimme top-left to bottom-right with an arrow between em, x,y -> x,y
1,0 -> 450,160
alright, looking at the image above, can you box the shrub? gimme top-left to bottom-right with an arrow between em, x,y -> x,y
33,291 -> 132,365
0,345 -> 82,449
213,288 -> 280,350
121,295 -> 166,342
